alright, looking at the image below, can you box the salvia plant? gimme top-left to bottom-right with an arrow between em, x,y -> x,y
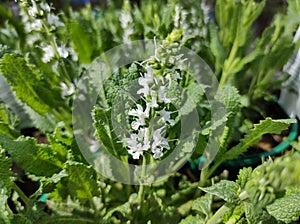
0,0 -> 300,223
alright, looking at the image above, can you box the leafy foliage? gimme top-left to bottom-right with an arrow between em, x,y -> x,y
0,0 -> 299,223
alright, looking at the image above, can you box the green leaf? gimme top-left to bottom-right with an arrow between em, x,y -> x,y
192,193 -> 213,217
222,204 -> 245,224
93,106 -> 124,157
200,180 -> 240,204
179,82 -> 207,116
0,123 -> 20,139
51,162 -> 100,205
224,118 -> 295,160
0,152 -> 13,195
236,167 -> 252,189
179,214 -> 205,224
0,136 -> 64,177
209,22 -> 226,73
69,22 -> 94,64
22,105 -> 56,133
215,85 -> 241,157
0,54 -> 50,115
267,191 -> 300,223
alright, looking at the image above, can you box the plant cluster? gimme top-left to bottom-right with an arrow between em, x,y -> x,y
0,0 -> 300,223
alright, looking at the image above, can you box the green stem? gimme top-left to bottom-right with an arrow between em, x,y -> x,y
136,156 -> 147,204
13,183 -> 29,205
207,204 -> 231,224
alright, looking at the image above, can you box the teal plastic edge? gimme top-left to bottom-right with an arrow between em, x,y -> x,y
190,121 -> 299,170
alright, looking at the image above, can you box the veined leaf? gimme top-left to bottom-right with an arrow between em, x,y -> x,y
51,161 -> 100,205
0,54 -> 50,115
0,136 -> 64,177
93,106 -> 124,157
224,118 -> 295,160
0,123 -> 20,139
192,193 -> 213,217
200,180 -> 240,204
0,152 -> 13,195
267,191 -> 300,223
236,167 -> 252,189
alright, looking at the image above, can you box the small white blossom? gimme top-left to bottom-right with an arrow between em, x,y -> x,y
151,126 -> 170,159
158,86 -> 172,103
149,90 -> 159,108
124,128 -> 150,159
137,71 -> 154,97
31,19 -> 43,30
68,47 -> 78,61
128,103 -> 150,129
57,45 -> 69,58
28,1 -> 39,17
159,108 -> 175,126
61,82 -> 75,98
40,2 -> 51,12
47,13 -> 64,27
120,12 -> 133,28
41,45 -> 55,63
120,11 -> 134,43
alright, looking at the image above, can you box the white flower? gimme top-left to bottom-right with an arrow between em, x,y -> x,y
128,103 -> 150,129
61,82 -> 75,98
28,1 -> 39,17
40,2 -> 51,12
153,149 -> 163,159
124,128 -> 150,159
31,19 -> 43,30
137,70 -> 154,97
158,86 -> 172,103
68,47 -> 78,61
41,45 -> 55,63
120,12 -> 133,28
149,90 -> 159,108
26,33 -> 41,45
151,126 -> 170,159
57,45 -> 69,58
174,5 -> 181,29
47,13 -> 64,27
159,108 -> 175,126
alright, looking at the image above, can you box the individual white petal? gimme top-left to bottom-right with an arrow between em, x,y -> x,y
131,121 -> 141,130
153,150 -> 163,159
